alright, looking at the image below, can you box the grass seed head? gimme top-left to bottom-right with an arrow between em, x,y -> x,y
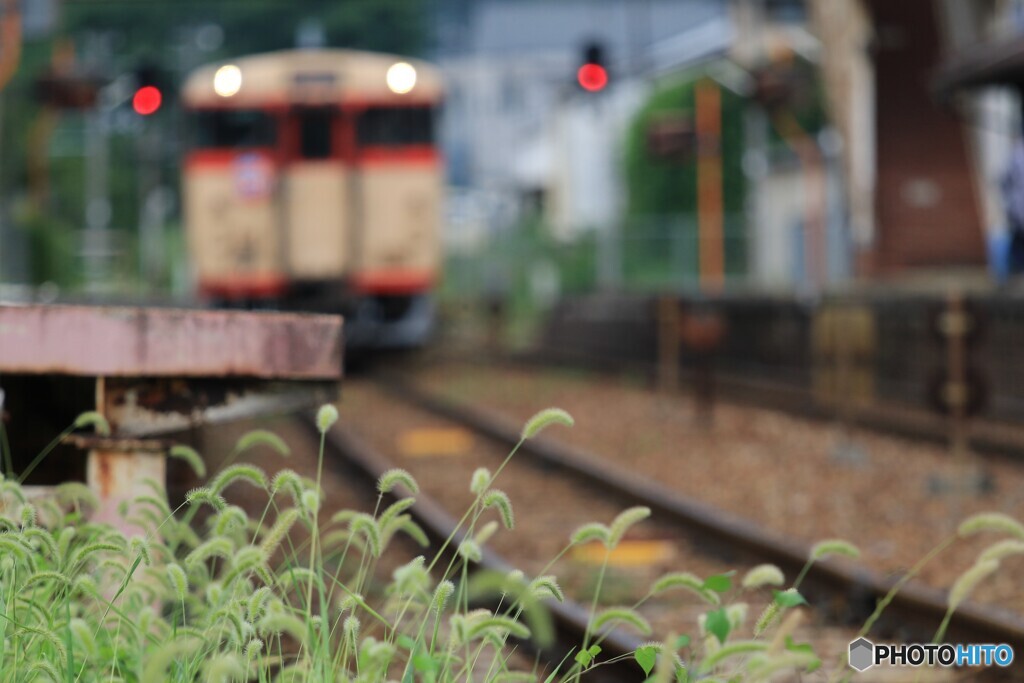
949,559 -> 1000,612
470,467 -> 492,495
432,580 -> 455,613
958,512 -> 1024,539
377,467 -> 419,496
168,444 -> 206,478
210,465 -> 268,495
316,403 -> 339,433
234,429 -> 290,457
979,539 -> 1024,563
809,539 -> 860,561
483,489 -> 515,529
343,615 -> 360,644
73,410 -> 110,436
521,407 -> 574,440
741,564 -> 785,589
571,522 -> 611,547
609,506 -> 651,548
592,607 -> 652,636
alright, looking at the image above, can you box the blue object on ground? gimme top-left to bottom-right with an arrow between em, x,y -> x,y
988,230 -> 1010,284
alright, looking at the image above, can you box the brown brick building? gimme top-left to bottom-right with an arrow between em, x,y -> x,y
809,0 -> 997,279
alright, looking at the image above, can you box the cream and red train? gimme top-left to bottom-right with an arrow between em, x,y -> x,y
181,49 -> 442,348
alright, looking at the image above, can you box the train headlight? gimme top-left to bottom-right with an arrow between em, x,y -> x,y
214,64 -> 242,97
386,62 -> 416,94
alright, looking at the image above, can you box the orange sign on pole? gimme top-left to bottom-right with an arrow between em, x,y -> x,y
695,78 -> 724,291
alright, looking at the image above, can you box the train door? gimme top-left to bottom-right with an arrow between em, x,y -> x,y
282,105 -> 350,284
184,108 -> 283,300
352,105 -> 441,290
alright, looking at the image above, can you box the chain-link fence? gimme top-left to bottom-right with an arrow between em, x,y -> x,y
439,213 -> 793,348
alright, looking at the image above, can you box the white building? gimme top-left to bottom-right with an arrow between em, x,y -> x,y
436,0 -> 730,245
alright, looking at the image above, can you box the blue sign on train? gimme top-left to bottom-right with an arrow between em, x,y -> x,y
234,153 -> 273,200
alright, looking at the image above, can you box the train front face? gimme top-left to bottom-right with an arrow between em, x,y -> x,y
182,49 -> 443,349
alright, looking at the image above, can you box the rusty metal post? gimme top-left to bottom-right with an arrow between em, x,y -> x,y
657,296 -> 680,393
943,291 -> 971,513
86,376 -> 166,536
833,305 -> 857,459
923,293 -> 990,502
827,303 -> 868,464
679,307 -> 726,427
484,296 -> 506,356
87,446 -> 166,534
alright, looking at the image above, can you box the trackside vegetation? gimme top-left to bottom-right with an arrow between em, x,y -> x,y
0,405 -> 1021,681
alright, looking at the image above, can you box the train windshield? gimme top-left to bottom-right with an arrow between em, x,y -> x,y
357,107 -> 434,146
191,110 -> 277,149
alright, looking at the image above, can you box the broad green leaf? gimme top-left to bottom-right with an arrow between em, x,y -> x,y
772,589 -> 808,608
703,574 -> 733,594
634,646 -> 657,675
705,608 -> 731,645
574,650 -> 592,667
674,634 -> 691,650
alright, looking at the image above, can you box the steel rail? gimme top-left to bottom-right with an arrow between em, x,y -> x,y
378,376 -> 1024,653
303,416 -> 646,682
506,345 -> 1024,462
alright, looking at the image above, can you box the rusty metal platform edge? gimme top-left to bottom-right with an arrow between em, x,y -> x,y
0,304 -> 343,380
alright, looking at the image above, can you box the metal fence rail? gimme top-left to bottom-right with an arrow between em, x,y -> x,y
534,290 -> 1024,450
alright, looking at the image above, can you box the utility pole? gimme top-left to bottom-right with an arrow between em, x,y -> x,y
695,77 -> 724,291
0,0 -> 21,284
0,0 -> 21,92
81,32 -> 113,294
137,122 -> 165,290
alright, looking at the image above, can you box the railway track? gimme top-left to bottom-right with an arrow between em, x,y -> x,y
308,417 -> 645,682
315,388 -> 869,681
512,307 -> 1024,462
370,374 -> 1024,659
193,413 -> 642,680
197,378 -> 1024,680
512,347 -> 1024,464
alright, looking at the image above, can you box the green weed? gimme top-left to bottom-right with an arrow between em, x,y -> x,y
0,406 -> 1019,682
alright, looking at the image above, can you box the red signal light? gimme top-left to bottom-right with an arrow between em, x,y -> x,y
132,85 -> 162,115
577,63 -> 608,92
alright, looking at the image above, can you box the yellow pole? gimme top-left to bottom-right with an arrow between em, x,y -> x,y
695,78 -> 724,291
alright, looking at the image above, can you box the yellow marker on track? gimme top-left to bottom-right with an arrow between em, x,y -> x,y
572,540 -> 675,568
396,427 -> 474,458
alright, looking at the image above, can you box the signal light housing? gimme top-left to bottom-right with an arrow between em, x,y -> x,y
577,41 -> 608,93
132,63 -> 167,116
577,63 -> 608,92
132,85 -> 162,115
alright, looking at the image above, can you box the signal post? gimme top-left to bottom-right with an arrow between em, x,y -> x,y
928,292 -> 989,509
